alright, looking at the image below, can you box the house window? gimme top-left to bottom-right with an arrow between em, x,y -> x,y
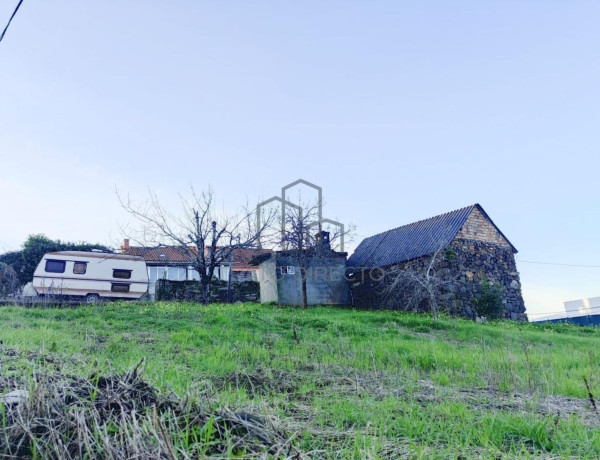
45,260 -> 66,273
111,283 -> 130,293
113,269 -> 132,279
73,262 -> 87,275
148,267 -> 157,282
167,266 -> 186,281
280,266 -> 295,275
148,266 -> 168,282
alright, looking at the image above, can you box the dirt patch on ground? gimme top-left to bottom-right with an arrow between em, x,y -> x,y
212,363 -> 599,428
418,380 -> 600,427
121,332 -> 157,344
213,367 -> 299,395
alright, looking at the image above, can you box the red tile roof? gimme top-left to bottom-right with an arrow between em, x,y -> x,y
123,246 -> 272,270
124,246 -> 195,263
230,248 -> 272,269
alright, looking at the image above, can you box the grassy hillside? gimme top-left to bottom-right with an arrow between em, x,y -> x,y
1,302 -> 600,458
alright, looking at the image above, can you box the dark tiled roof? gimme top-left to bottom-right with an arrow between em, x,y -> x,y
249,249 -> 347,266
348,204 -> 514,269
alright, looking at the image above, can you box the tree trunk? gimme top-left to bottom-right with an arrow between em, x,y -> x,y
202,281 -> 210,305
301,267 -> 308,309
429,287 -> 438,322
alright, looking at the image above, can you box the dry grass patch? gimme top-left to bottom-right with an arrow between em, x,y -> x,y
0,360 -> 301,459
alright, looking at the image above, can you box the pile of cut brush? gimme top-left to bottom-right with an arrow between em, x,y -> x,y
0,361 -> 300,459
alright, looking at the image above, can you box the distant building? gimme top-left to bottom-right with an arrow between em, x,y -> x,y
532,296 -> 600,323
531,297 -> 600,325
347,204 -> 527,320
563,297 -> 600,317
120,239 -> 270,298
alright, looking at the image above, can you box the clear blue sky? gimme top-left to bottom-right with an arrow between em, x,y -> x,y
1,1 -> 599,318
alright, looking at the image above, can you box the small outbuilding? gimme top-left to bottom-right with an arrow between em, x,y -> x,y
253,248 -> 350,306
347,204 -> 527,320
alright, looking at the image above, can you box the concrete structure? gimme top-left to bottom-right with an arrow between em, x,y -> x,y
347,204 -> 527,320
254,250 -> 350,306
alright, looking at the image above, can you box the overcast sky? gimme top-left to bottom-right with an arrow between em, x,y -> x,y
1,1 -> 599,318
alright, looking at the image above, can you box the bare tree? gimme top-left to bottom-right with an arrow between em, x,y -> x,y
281,202 -> 317,309
118,187 -> 275,305
379,245 -> 453,322
278,200 -> 351,309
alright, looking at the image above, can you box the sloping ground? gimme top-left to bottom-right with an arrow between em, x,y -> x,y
1,302 -> 600,458
0,358 -> 294,459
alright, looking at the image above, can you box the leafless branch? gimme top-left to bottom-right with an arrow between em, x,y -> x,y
116,186 -> 276,304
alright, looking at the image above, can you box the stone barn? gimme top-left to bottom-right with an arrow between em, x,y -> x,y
347,204 -> 527,320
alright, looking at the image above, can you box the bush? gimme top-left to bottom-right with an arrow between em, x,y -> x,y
0,262 -> 18,297
472,281 -> 503,319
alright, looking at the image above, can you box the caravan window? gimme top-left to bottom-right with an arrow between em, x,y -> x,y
73,262 -> 87,275
113,269 -> 132,279
45,260 -> 66,273
111,283 -> 130,293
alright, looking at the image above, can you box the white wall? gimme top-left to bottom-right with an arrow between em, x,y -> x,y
563,296 -> 600,316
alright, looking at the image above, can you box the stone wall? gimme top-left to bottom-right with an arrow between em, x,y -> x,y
156,279 -> 260,303
455,207 -> 511,247
349,238 -> 527,321
442,239 -> 526,320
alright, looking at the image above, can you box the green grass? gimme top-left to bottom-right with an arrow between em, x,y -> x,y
2,302 -> 600,458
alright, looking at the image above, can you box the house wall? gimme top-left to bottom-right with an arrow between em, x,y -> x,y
232,269 -> 259,282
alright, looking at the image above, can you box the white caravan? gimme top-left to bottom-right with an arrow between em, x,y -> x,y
32,251 -> 149,301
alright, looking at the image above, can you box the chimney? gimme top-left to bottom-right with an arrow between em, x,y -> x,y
316,231 -> 331,251
122,239 -> 130,252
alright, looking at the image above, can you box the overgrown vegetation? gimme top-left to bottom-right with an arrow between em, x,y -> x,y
0,363 -> 292,459
1,302 -> 600,458
472,281 -> 504,319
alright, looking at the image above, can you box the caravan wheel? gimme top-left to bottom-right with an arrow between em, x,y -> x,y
85,293 -> 101,303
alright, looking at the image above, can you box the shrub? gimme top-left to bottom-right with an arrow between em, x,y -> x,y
472,281 -> 503,319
